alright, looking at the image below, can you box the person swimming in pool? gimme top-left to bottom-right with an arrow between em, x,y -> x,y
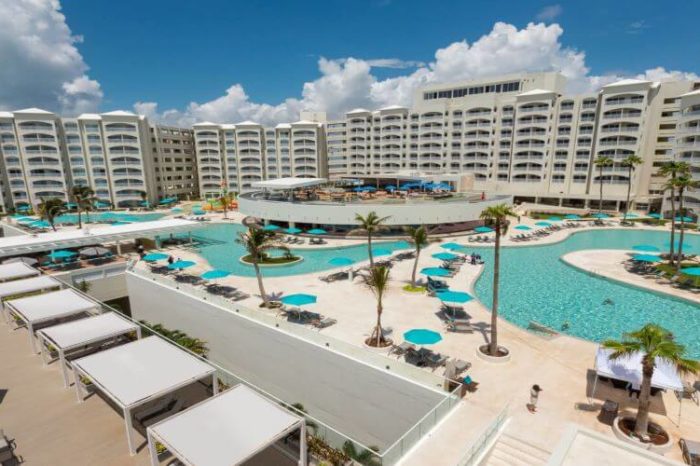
603,298 -> 614,306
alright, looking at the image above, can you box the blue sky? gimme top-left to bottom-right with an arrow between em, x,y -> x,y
61,0 -> 697,110
0,0 -> 697,125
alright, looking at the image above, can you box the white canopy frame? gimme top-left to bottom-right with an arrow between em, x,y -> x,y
6,289 -> 99,353
0,262 -> 40,283
0,275 -> 62,323
72,337 -> 217,455
37,313 -> 141,387
146,385 -> 306,466
591,346 -> 685,425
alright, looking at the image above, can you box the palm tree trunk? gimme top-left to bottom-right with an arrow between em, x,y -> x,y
634,361 -> 654,437
254,262 -> 268,306
411,249 -> 419,287
490,223 -> 501,356
367,232 -> 374,266
599,167 -> 604,213
624,167 -> 632,223
669,188 -> 676,266
677,190 -> 685,273
375,299 -> 383,347
77,209 -> 82,229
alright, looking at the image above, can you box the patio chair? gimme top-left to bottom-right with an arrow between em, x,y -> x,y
425,352 -> 448,370
445,318 -> 474,333
681,438 -> 700,466
678,381 -> 699,405
0,429 -> 19,464
389,341 -> 416,357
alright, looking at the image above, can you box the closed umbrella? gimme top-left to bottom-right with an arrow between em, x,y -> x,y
201,269 -> 231,280
421,267 -> 451,277
143,252 -> 169,262
432,252 -> 458,261
474,226 -> 494,233
167,260 -> 196,270
79,247 -> 110,258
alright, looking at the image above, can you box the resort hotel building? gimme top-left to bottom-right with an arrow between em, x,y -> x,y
0,109 -> 197,212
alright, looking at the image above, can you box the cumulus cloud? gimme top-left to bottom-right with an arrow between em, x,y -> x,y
0,0 -> 103,115
139,21 -> 698,127
536,4 -> 563,21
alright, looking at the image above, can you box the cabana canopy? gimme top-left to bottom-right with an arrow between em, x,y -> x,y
251,177 -> 326,190
0,275 -> 61,321
6,289 -> 99,352
37,313 -> 140,387
594,347 -> 683,391
0,262 -> 40,282
147,385 -> 306,466
72,337 -> 216,455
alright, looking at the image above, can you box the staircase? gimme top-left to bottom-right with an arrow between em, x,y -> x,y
482,433 -> 551,466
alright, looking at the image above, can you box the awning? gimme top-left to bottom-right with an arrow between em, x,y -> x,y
0,262 -> 40,282
147,385 -> 305,466
0,275 -> 61,302
594,347 -> 683,391
251,177 -> 327,190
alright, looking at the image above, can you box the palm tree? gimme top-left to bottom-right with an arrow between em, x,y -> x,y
362,265 -> 391,347
353,211 -> 390,266
236,227 -> 288,307
37,197 -> 65,231
480,203 -> 515,356
218,192 -> 230,219
659,161 -> 691,265
405,225 -> 428,287
602,324 -> 698,438
71,185 -> 95,229
672,176 -> 698,273
621,155 -> 643,223
593,156 -> 614,214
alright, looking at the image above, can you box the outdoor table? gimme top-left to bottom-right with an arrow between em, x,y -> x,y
599,399 -> 619,425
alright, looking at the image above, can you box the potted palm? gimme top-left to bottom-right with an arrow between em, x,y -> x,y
362,265 -> 392,348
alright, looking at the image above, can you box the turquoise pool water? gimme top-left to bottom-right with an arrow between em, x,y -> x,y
470,229 -> 700,358
194,223 -> 411,277
55,211 -> 165,224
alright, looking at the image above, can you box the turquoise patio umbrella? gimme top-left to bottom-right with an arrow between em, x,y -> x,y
192,208 -> 206,215
171,207 -> 183,213
281,293 -> 317,307
648,213 -> 662,219
421,267 -> 451,277
440,242 -> 463,250
167,260 -> 196,270
262,224 -> 281,231
284,227 -> 302,234
435,290 -> 473,304
201,269 -> 231,280
625,213 -> 639,218
29,220 -> 51,229
632,254 -> 662,263
48,250 -> 77,259
307,228 -> 327,235
632,244 -> 660,253
432,252 -> 458,261
681,267 -> 700,276
474,226 -> 494,233
548,216 -> 562,221
535,221 -> 552,227
564,214 -> 581,220
514,225 -> 532,231
371,248 -> 392,257
16,205 -> 31,212
328,257 -> 354,267
592,213 -> 610,219
403,329 -> 442,345
143,252 -> 169,262
674,216 -> 693,222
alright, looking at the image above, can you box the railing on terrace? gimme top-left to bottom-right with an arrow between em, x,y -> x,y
241,191 -> 511,206
457,403 -> 511,466
127,265 -> 461,464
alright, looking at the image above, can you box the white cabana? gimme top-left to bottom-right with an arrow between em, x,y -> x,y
6,288 -> 99,353
37,313 -> 141,387
147,385 -> 306,466
0,262 -> 40,283
72,336 -> 217,455
251,177 -> 326,190
592,346 -> 685,422
0,275 -> 61,322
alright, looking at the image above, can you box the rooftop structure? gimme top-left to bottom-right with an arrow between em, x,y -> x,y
0,261 -> 40,282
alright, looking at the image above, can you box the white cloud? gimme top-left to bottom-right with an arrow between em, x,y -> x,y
138,21 -> 698,127
0,0 -> 103,115
364,58 -> 426,69
626,20 -> 649,34
536,4 -> 563,21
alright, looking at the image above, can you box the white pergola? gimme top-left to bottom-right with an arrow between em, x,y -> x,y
5,288 -> 99,353
0,275 -> 62,323
0,262 -> 40,283
147,384 -> 306,466
37,312 -> 141,387
72,336 -> 217,455
251,177 -> 327,190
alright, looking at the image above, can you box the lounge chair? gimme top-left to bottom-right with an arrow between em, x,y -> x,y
445,318 -> 474,332
453,359 -> 471,374
389,341 -> 416,357
425,352 -> 448,370
681,438 -> 700,466
312,317 -> 337,329
678,381 -> 699,405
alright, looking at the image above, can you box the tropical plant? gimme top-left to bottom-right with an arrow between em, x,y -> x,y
659,161 -> 691,265
72,185 -> 95,229
236,227 -> 288,307
602,324 -> 699,438
362,265 -> 391,347
353,211 -> 390,266
76,279 -> 92,294
405,225 -> 428,287
620,155 -> 643,223
593,156 -> 614,213
672,175 -> 698,273
480,203 -> 515,356
139,320 -> 210,357
342,441 -> 381,466
219,191 -> 231,219
37,197 -> 65,231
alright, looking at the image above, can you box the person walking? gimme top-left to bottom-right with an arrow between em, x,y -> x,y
528,384 -> 543,413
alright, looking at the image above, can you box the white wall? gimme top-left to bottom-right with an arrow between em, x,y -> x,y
126,273 -> 445,450
0,222 -> 30,238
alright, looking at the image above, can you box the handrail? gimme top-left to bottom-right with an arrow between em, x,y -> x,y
457,403 -> 510,466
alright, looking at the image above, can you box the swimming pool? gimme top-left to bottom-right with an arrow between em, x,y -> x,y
194,223 -> 411,277
55,211 -> 165,224
470,229 -> 700,358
